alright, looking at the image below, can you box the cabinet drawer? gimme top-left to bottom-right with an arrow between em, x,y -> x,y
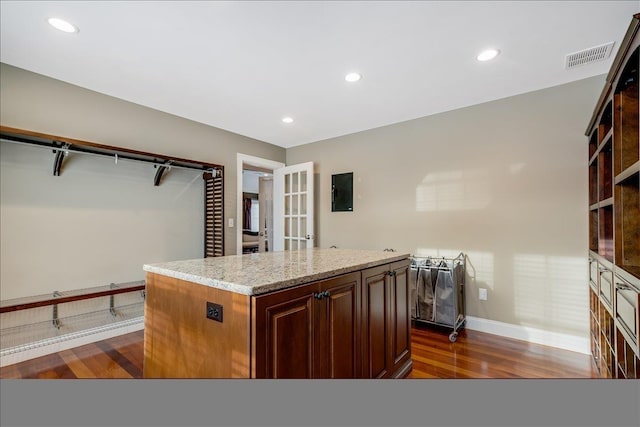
589,258 -> 598,292
615,278 -> 639,345
599,267 -> 613,312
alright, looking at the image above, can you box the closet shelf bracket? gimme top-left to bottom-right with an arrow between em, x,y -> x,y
52,143 -> 70,176
153,160 -> 173,186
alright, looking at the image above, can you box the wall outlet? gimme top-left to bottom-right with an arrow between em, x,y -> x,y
206,301 -> 223,322
228,218 -> 234,228
479,288 -> 488,301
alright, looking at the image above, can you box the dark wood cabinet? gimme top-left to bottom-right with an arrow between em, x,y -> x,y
586,13 -> 640,378
253,271 -> 361,379
253,284 -> 315,379
144,252 -> 412,379
361,264 -> 389,378
361,260 -> 412,379
316,274 -> 361,378
389,261 -> 411,375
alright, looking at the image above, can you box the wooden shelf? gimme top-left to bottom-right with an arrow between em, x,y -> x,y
618,265 -> 640,281
588,129 -> 611,165
615,172 -> 640,274
598,101 -> 613,145
599,197 -> 614,208
614,160 -> 640,184
589,210 -> 598,252
616,328 -> 639,378
589,162 -> 598,205
613,47 -> 639,176
589,130 -> 598,161
598,138 -> 614,201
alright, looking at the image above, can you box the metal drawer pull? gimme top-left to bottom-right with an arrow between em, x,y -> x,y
314,290 -> 331,300
616,283 -> 632,291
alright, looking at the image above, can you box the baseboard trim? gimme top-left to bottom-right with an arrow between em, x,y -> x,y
465,316 -> 590,355
0,317 -> 144,367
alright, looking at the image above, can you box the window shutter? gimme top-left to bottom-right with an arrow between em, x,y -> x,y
203,169 -> 224,257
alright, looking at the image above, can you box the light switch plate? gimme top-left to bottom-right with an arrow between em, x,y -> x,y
479,288 -> 488,301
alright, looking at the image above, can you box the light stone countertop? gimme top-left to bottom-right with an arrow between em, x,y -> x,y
143,248 -> 409,296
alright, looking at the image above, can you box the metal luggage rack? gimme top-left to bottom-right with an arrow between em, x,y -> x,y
409,252 -> 466,342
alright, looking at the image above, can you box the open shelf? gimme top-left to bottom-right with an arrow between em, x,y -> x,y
589,162 -> 598,205
616,328 -> 639,378
599,100 -> 613,144
598,138 -> 614,201
590,288 -> 600,373
599,303 -> 615,378
589,210 -> 599,252
615,172 -> 640,278
589,130 -> 599,160
614,47 -> 639,176
598,205 -> 614,262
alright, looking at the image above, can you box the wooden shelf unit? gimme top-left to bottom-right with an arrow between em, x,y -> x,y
586,14 -> 640,378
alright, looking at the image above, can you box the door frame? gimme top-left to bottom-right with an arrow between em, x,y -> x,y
236,153 -> 285,255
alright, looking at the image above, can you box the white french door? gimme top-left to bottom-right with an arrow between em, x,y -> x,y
273,162 -> 314,251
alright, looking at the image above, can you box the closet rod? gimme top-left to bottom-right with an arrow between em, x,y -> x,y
1,137 -> 220,175
410,252 -> 464,261
410,265 -> 459,271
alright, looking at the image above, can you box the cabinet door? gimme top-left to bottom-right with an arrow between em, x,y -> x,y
361,264 -> 390,378
316,272 -> 361,379
389,260 -> 411,374
253,284 -> 317,379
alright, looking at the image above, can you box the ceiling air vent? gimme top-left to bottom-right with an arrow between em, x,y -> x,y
565,42 -> 615,69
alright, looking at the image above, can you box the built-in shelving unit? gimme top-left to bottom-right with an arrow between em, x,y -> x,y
586,14 -> 640,379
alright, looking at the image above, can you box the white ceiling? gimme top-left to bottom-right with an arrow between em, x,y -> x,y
1,1 -> 638,148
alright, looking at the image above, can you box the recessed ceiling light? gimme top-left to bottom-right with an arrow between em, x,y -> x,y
477,49 -> 500,62
345,72 -> 362,82
282,117 -> 294,124
48,17 -> 78,33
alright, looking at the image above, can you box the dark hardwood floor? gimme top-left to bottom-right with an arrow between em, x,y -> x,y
0,325 -> 598,379
408,324 -> 598,378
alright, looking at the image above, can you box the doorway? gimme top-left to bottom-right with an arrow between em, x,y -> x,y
236,154 -> 284,255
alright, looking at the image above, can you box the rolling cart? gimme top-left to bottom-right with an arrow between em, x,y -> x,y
409,252 -> 466,342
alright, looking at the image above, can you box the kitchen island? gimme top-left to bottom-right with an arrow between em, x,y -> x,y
143,248 -> 412,378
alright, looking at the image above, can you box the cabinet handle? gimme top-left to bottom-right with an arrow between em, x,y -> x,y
598,267 -> 608,273
616,283 -> 631,291
387,270 -> 396,277
313,291 -> 331,300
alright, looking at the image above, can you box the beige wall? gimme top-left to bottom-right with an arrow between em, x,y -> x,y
0,61 -> 604,339
287,75 -> 604,337
0,63 -> 285,299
